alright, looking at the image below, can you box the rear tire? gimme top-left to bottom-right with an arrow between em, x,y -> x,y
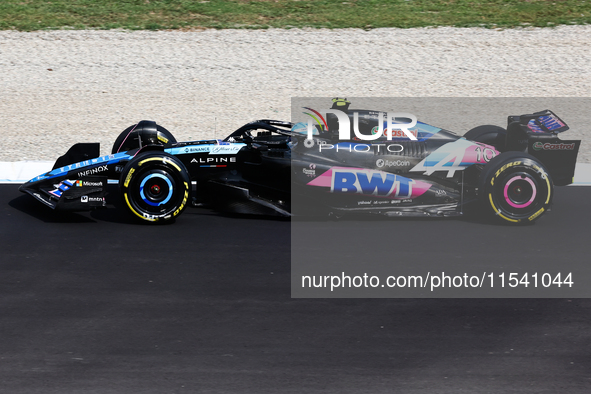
120,152 -> 190,223
112,121 -> 176,154
464,125 -> 507,152
478,152 -> 553,224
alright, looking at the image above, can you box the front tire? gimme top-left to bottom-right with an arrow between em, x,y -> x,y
478,152 -> 553,224
120,152 -> 190,223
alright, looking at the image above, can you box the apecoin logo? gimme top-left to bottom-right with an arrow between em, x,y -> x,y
376,159 -> 410,168
302,107 -> 418,144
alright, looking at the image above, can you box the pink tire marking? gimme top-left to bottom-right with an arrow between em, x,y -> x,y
504,175 -> 536,208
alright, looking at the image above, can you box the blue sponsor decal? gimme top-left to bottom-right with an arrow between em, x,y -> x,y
48,179 -> 75,198
32,152 -> 132,182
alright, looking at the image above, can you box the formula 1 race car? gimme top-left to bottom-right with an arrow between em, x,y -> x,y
19,118 -> 294,222
20,99 -> 581,224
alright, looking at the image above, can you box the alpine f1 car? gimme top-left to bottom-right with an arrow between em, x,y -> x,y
20,99 -> 580,224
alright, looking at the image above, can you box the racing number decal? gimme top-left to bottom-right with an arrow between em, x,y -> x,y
474,146 -> 496,163
411,139 -> 499,178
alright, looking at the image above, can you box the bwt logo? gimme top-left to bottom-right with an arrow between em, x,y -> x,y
303,107 -> 418,141
332,169 -> 415,198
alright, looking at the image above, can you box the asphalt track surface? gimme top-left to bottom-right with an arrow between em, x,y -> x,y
2,184 -> 591,393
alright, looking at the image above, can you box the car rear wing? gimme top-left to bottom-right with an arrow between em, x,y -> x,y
506,110 -> 579,186
507,110 -> 569,134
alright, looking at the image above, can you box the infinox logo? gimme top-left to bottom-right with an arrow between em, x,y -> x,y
303,107 -> 418,141
533,142 -> 575,151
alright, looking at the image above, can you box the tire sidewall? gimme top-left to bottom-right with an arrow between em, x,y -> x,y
120,152 -> 190,223
479,152 -> 553,224
112,124 -> 177,154
464,125 -> 507,152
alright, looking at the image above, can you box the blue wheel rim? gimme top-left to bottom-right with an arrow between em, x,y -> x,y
139,173 -> 173,207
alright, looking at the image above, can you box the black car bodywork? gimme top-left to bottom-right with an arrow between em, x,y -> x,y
20,102 -> 580,224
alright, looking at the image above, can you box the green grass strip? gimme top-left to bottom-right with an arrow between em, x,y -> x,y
0,0 -> 590,31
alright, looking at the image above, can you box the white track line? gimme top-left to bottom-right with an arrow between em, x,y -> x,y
0,161 -> 53,184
